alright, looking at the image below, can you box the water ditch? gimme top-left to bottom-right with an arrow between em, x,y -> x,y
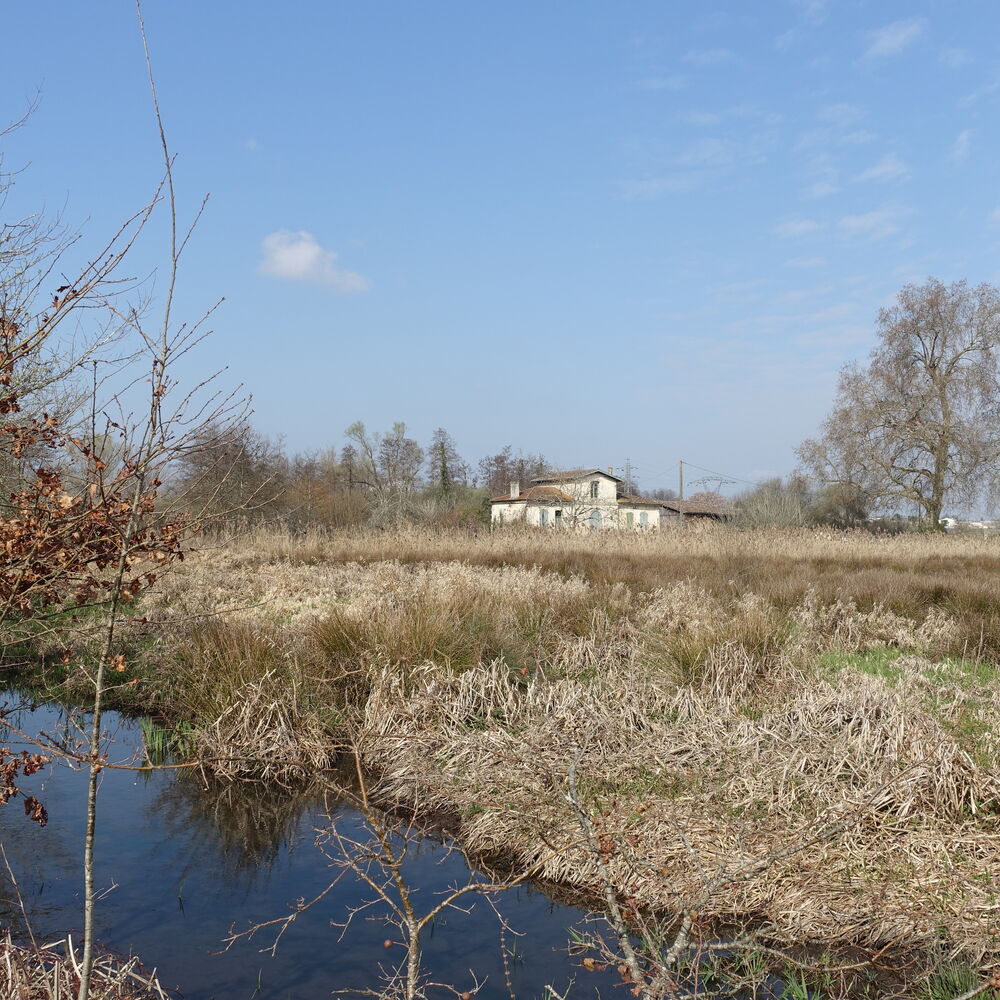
0,695 -> 630,1000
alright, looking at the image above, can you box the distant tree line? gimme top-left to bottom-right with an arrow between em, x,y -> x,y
169,279 -> 1000,534
168,420 -> 552,529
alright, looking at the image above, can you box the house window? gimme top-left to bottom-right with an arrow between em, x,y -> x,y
554,509 -> 562,525
639,511 -> 649,528
589,509 -> 602,530
539,508 -> 549,526
590,480 -> 599,499
626,511 -> 634,528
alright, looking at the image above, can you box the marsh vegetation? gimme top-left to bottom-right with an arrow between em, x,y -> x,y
14,523 -> 1000,997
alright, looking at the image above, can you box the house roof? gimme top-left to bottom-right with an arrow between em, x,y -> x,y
530,468 -> 623,484
662,498 -> 733,517
490,485 -> 574,503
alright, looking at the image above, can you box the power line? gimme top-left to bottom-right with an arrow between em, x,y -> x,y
678,460 -> 762,488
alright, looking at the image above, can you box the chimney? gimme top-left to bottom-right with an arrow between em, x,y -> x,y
607,466 -> 613,475
510,481 -> 520,499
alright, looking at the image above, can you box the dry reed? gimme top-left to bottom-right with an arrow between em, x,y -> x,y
0,933 -> 169,999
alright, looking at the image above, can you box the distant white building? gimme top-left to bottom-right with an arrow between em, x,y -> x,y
940,516 -> 999,534
490,468 -> 729,530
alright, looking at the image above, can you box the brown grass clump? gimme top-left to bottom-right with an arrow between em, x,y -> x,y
115,525 -> 1000,964
0,933 -> 169,999
161,621 -> 333,784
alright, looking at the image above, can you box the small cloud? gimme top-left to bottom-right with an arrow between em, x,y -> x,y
960,76 -> 1000,108
683,48 -> 733,67
785,256 -> 826,268
792,0 -> 827,19
806,180 -> 839,198
949,129 -> 973,165
840,130 -> 877,146
245,138 -> 259,150
838,206 -> 910,240
774,218 -> 822,238
675,138 -> 738,169
939,48 -> 972,69
819,103 -> 863,127
619,175 -> 699,200
775,0 -> 828,48
802,153 -> 839,198
258,230 -> 370,292
863,18 -> 927,59
855,153 -> 910,182
636,74 -> 688,92
677,110 -> 722,126
795,106 -> 875,154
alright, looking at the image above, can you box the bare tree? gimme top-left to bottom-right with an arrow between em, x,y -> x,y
799,278 -> 1000,527
170,419 -> 279,522
345,420 -> 424,523
734,477 -> 812,528
476,445 -> 548,495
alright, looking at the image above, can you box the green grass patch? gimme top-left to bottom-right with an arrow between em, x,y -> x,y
819,646 -> 905,682
917,960 -> 999,1000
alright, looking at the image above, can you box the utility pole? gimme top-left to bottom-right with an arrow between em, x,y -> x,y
678,459 -> 684,500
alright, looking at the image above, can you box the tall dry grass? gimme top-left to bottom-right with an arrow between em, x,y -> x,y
216,523 -> 1000,658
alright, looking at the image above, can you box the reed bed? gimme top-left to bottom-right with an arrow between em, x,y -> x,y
0,933 -> 170,999
87,525 -> 1000,963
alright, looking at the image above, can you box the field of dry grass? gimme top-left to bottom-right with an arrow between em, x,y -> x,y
58,525 -> 1000,980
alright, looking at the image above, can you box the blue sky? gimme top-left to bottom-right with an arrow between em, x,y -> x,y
3,1 -> 999,494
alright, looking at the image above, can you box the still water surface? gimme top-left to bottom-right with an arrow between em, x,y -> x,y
0,697 -> 620,1000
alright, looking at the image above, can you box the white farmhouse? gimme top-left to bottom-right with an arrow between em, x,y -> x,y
490,468 -> 728,530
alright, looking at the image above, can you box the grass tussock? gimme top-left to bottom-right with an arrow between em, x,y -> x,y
160,621 -> 333,784
63,525 -> 1000,963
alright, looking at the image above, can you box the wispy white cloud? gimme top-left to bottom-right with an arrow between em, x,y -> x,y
683,48 -> 733,67
679,105 -> 783,129
838,206 -> 910,240
793,0 -> 827,18
774,218 -> 822,238
818,103 -> 863,127
796,104 -> 875,152
620,120 -> 777,200
863,18 -> 927,59
775,0 -> 828,49
677,110 -> 722,126
855,153 -> 910,182
636,74 -> 688,92
806,180 -> 838,198
960,76 -> 1000,108
674,138 -> 741,169
949,129 -> 973,165
259,230 -> 370,292
939,47 -> 972,68
619,175 -> 700,200
800,152 -> 839,198
991,207 -> 1000,227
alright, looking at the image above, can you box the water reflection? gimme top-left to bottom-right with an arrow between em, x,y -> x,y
0,697 -> 615,1000
149,771 -> 323,882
